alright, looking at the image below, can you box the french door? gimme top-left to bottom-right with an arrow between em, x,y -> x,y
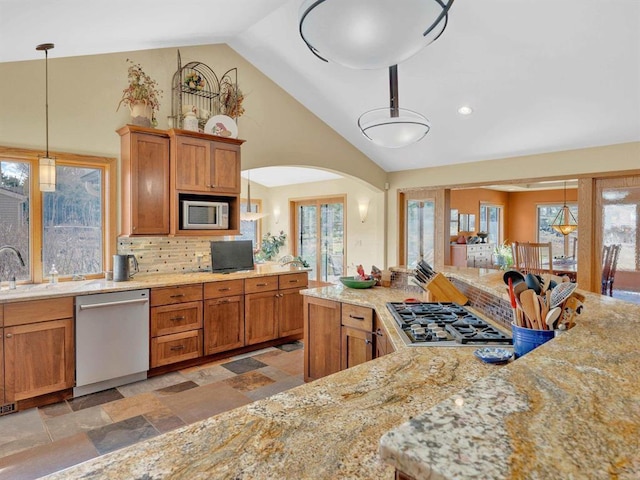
406,198 -> 435,268
293,196 -> 345,282
595,175 -> 640,295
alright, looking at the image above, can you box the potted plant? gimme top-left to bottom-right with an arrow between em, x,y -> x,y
117,59 -> 163,127
493,240 -> 514,270
256,231 -> 286,262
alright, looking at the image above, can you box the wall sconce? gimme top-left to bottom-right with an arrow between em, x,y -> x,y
273,206 -> 281,224
358,200 -> 369,223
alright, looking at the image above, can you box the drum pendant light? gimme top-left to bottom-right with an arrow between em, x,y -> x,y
551,182 -> 578,235
299,0 -> 454,70
358,65 -> 430,148
36,43 -> 56,192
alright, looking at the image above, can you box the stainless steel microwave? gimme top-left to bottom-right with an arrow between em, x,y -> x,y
182,200 -> 229,230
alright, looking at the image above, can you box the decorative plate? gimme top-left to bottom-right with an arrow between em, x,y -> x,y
473,347 -> 514,364
204,115 -> 238,139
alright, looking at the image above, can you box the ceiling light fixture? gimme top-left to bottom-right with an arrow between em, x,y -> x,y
299,0 -> 454,69
36,42 -> 56,192
457,105 -> 473,115
551,181 -> 578,235
358,65 -> 430,148
240,170 -> 268,222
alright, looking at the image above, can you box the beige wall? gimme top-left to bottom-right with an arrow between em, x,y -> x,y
243,176 -> 385,277
0,43 -> 386,189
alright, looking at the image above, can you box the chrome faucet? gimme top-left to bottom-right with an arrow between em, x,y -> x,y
0,246 -> 26,267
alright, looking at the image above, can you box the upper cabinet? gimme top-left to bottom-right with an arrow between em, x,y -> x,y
169,130 -> 241,194
118,125 -> 244,237
118,125 -> 170,236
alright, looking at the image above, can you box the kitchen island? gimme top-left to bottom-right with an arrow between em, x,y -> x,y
38,267 -> 639,479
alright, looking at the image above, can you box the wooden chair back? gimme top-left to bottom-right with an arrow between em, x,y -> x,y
602,244 -> 621,296
512,241 -> 553,275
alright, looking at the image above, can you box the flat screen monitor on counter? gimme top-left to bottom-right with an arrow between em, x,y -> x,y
211,240 -> 255,273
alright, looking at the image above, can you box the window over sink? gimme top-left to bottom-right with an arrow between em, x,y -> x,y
0,148 -> 115,284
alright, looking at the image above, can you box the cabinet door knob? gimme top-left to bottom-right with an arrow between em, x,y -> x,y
5,333 -> 12,338
207,184 -> 217,188
365,339 -> 372,345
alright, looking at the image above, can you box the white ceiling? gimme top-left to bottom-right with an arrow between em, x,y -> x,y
2,0 -> 639,177
241,166 -> 342,187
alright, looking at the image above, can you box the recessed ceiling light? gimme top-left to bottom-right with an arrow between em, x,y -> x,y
457,105 -> 473,116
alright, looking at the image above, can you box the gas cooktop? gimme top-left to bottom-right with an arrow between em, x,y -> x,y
386,301 -> 512,347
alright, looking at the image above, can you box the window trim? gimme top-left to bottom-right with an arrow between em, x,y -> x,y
0,146 -> 116,283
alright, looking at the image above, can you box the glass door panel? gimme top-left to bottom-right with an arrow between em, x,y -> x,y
297,204 -> 318,281
320,202 -> 344,283
407,199 -> 435,267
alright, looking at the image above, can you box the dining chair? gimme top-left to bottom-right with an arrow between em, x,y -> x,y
512,241 -> 553,275
601,244 -> 621,296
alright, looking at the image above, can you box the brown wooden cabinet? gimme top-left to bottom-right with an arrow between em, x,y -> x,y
150,284 -> 203,367
245,274 -> 308,345
117,125 -> 170,236
341,304 -> 374,370
304,298 -> 396,382
303,297 -> 342,382
374,323 -> 395,358
2,298 -> 74,404
204,279 -> 245,355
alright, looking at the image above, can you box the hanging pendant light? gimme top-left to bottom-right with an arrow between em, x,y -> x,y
299,0 -> 454,70
36,43 -> 56,192
240,170 -> 268,222
358,65 -> 430,148
551,182 -> 578,235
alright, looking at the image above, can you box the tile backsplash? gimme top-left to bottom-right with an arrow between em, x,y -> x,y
118,237 -> 221,274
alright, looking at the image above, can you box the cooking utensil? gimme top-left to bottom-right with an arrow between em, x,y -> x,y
525,273 -> 542,295
503,270 -> 525,286
508,278 -> 520,327
545,307 -> 562,329
550,282 -> 577,308
537,294 -> 549,329
520,289 -> 540,329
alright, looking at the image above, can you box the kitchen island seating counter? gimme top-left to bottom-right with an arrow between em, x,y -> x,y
39,267 -> 640,480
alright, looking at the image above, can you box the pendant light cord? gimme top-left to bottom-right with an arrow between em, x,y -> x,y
45,47 -> 49,157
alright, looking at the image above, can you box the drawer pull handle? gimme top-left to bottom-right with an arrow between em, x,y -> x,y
170,316 -> 186,321
170,345 -> 185,351
256,283 -> 268,287
218,287 -> 231,291
170,294 -> 185,298
349,315 -> 365,320
219,299 -> 230,304
288,279 -> 299,283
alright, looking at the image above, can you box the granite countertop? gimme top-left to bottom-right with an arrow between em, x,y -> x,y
0,264 -> 308,304
39,267 -> 640,479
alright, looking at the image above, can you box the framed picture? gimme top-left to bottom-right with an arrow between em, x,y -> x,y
450,209 -> 459,235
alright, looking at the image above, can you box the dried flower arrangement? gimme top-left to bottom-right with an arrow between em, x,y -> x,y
116,59 -> 163,125
219,79 -> 245,119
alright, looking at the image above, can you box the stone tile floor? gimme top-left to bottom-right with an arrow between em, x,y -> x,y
0,341 -> 304,480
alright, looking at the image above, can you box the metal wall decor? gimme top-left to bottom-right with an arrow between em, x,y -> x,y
170,51 -> 240,130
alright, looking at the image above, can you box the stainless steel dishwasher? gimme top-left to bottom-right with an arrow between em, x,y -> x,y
75,289 -> 150,397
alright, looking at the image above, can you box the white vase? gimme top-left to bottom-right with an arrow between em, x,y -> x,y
130,102 -> 152,127
183,112 -> 199,132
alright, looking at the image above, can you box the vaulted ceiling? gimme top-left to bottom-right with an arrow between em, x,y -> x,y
2,0 -> 639,175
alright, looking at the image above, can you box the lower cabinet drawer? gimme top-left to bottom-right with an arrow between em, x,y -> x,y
151,301 -> 203,337
151,329 -> 202,367
341,304 -> 373,331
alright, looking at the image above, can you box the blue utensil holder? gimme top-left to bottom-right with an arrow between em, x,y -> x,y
511,322 -> 555,358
